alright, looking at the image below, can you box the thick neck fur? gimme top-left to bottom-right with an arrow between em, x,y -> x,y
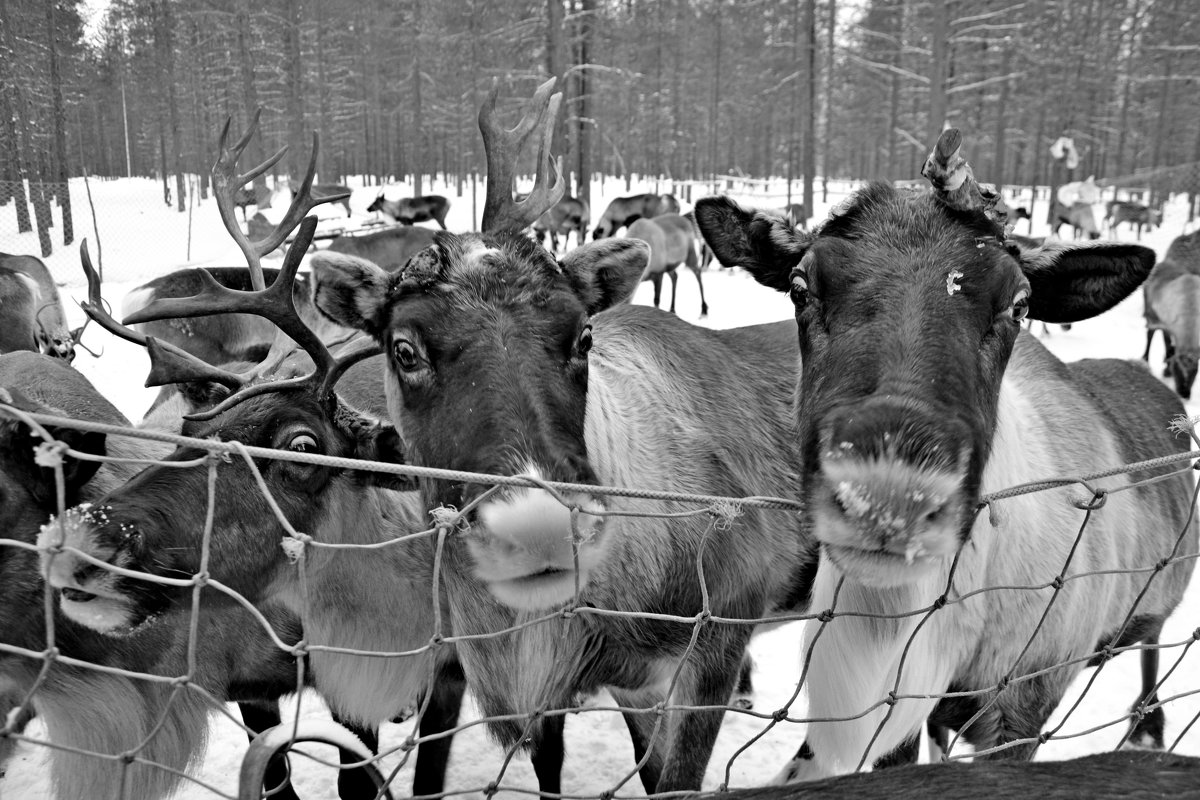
799,335 -> 1196,777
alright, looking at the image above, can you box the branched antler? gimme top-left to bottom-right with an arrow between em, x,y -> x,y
78,112 -> 369,422
479,77 -> 565,233
921,128 -> 1006,230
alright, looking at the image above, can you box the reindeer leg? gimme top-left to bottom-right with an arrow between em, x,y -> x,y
531,714 -> 566,795
731,653 -> 755,710
689,260 -> 709,318
651,274 -> 663,309
1163,332 -> 1176,378
238,701 -> 302,800
667,268 -> 679,315
1127,628 -> 1167,749
335,717 -> 382,800
610,687 -> 667,793
1143,329 -> 1155,363
652,638 -> 748,792
412,658 -> 468,796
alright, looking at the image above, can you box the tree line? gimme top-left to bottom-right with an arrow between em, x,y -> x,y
2,0 -> 1198,251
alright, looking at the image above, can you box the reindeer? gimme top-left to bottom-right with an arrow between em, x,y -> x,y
310,78 -> 819,793
38,109 -> 572,796
289,180 -> 353,216
0,253 -> 74,362
592,192 -> 680,239
1107,200 -> 1162,240
325,225 -> 438,269
696,129 -> 1198,783
1143,229 -> 1200,398
0,352 -> 387,800
627,213 -> 709,317
367,193 -> 450,229
1052,199 -> 1101,240
532,195 -> 589,252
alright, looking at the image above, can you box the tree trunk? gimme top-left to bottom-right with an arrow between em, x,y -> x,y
234,0 -> 267,201
822,0 -> 835,199
801,0 -> 816,224
546,0 -> 566,184
992,45 -> 1012,189
315,0 -> 332,181
1,0 -> 31,232
411,0 -> 424,197
927,0 -> 949,142
282,0 -> 306,180
577,0 -> 596,210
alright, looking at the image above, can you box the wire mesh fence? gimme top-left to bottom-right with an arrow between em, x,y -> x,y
1,399 -> 1198,800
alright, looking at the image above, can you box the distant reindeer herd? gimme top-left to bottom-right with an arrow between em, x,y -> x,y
2,81 -> 1199,800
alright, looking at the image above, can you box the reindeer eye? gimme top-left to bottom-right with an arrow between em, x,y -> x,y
289,433 -> 319,453
577,325 -> 593,356
1011,289 -> 1030,322
393,340 -> 421,371
789,273 -> 809,306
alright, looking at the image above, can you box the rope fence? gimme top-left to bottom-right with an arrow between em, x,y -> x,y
1,402 -> 1199,799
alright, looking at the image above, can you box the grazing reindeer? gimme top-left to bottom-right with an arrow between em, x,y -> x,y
325,225 -> 438,269
0,253 -> 74,362
40,111 -> 569,795
1051,199 -> 1101,240
233,185 -> 256,221
1107,200 -> 1162,240
311,78 -> 816,793
1143,229 -> 1200,398
696,129 -> 1197,782
367,193 -> 450,229
532,195 -> 589,252
0,352 -> 381,800
592,192 -> 680,239
289,180 -> 353,216
626,213 -> 710,317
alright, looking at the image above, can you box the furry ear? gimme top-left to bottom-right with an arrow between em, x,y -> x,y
352,424 -> 418,491
310,252 -> 393,336
1020,241 -> 1156,323
560,239 -> 650,315
694,196 -> 810,292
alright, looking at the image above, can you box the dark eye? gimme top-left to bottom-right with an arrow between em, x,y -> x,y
1011,289 -> 1030,322
289,433 -> 319,453
789,273 -> 809,307
393,340 -> 420,371
577,325 -> 593,356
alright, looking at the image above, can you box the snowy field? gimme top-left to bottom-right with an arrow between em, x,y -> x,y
2,173 -> 1200,799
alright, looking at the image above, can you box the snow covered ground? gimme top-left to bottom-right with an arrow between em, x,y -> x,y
1,173 -> 1199,799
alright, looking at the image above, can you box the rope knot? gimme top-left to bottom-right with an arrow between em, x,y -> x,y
1050,575 -> 1065,591
886,691 -> 898,706
996,676 -> 1010,692
34,440 -> 70,469
772,708 -> 789,722
280,532 -> 313,563
817,609 -> 835,623
932,594 -> 948,610
695,609 -> 712,625
430,505 -> 469,533
1072,490 -> 1107,511
709,500 -> 743,530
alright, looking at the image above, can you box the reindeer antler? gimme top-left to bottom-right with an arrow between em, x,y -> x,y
921,128 -> 1005,230
79,113 -> 371,422
479,77 -> 565,233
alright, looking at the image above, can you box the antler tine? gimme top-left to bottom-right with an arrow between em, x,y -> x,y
213,111 -> 276,291
318,335 -> 382,400
255,132 -> 349,257
479,77 -> 565,233
920,128 -> 1003,227
78,240 -> 247,391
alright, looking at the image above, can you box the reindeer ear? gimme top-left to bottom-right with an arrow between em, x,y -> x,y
310,252 -> 393,336
694,196 -> 810,292
1020,241 -> 1156,323
560,239 -> 649,315
353,425 -> 418,491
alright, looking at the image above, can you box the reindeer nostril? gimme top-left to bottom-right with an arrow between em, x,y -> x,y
61,587 -> 97,603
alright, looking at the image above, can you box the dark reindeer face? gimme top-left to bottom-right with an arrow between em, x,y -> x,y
366,194 -> 385,214
698,185 -> 1155,587
42,393 -> 403,634
312,231 -> 648,610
